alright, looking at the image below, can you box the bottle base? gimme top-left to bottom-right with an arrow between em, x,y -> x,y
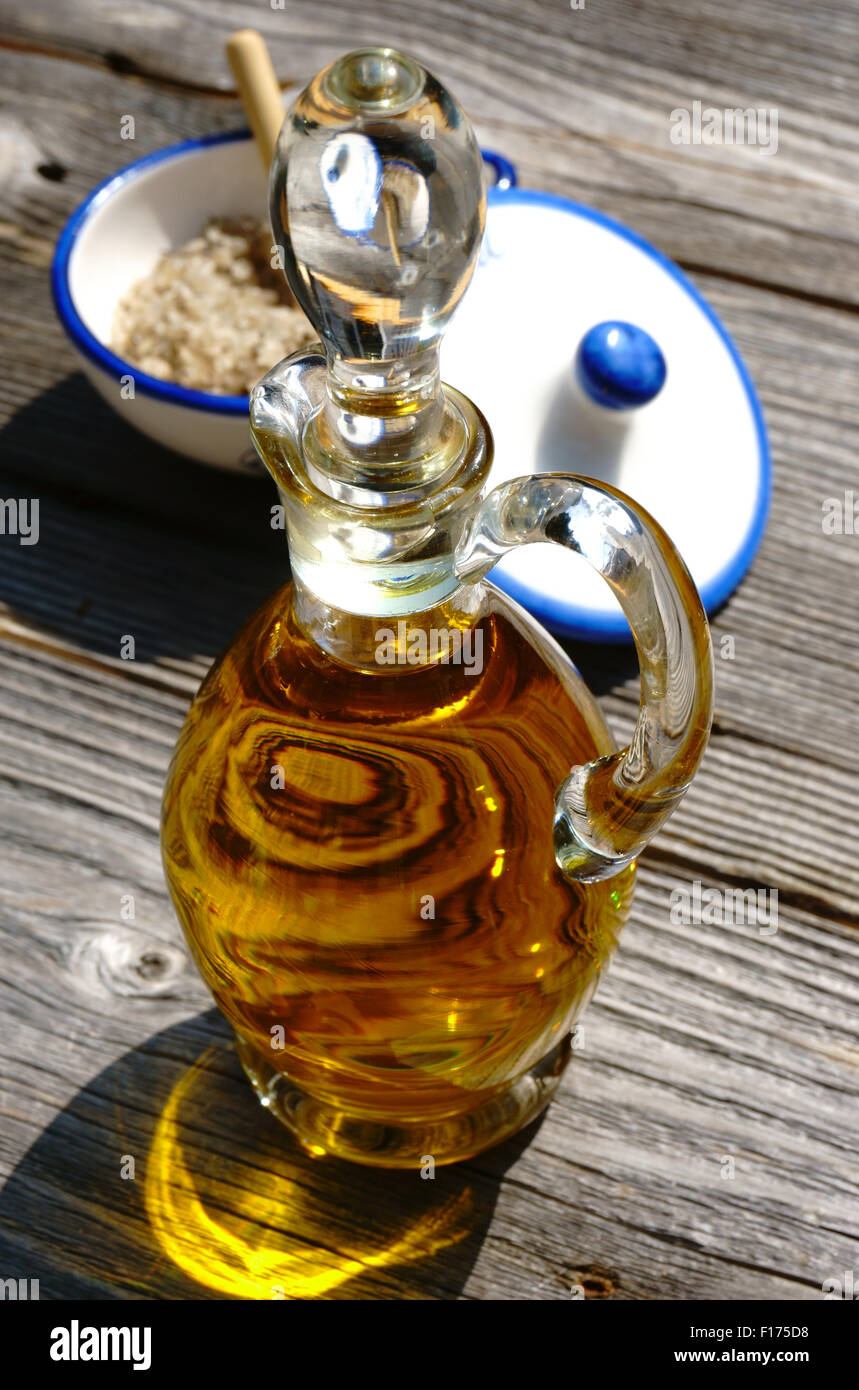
236,1034 -> 572,1168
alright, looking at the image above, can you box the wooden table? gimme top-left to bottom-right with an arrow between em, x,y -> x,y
0,0 -> 857,1301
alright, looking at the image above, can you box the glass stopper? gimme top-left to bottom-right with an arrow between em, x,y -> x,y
268,47 -> 486,478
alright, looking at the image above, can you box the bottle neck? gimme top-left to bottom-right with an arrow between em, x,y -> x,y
267,371 -> 492,618
288,544 -> 464,618
292,572 -> 487,672
304,345 -> 466,495
250,356 -> 494,624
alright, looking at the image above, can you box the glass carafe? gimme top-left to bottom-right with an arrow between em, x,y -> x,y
161,48 -> 713,1168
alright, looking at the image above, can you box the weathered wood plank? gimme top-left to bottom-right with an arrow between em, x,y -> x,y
4,0 -> 857,118
2,3 -> 858,304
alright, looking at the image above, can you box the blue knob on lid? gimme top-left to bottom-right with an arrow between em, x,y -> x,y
575,320 -> 667,410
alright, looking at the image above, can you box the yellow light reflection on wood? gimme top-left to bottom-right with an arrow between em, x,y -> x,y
144,1048 -> 475,1299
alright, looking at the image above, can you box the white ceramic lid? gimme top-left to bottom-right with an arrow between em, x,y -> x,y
442,188 -> 770,642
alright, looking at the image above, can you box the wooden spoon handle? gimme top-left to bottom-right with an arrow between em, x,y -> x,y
226,28 -> 285,172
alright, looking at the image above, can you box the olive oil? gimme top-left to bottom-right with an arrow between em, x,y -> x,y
162,583 -> 634,1164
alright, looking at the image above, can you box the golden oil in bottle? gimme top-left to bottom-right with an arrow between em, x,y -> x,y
162,583 -> 634,1165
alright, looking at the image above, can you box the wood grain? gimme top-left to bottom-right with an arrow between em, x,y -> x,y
2,1 -> 858,303
0,0 -> 857,1301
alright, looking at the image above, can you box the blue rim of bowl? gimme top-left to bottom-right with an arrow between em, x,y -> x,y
482,185 -> 771,643
51,130 -> 517,417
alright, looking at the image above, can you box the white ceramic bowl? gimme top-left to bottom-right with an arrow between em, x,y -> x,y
51,132 -> 516,473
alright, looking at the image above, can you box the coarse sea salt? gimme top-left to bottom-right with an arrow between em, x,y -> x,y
111,216 -> 316,396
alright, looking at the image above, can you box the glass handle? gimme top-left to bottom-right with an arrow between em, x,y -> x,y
455,474 -> 714,882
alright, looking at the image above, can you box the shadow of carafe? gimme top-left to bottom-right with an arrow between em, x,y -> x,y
0,1011 -> 547,1300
